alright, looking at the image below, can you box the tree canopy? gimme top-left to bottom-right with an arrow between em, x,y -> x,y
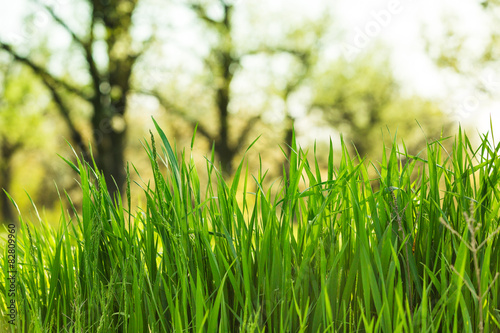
0,0 -> 460,222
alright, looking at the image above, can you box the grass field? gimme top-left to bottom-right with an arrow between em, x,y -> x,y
1,119 -> 500,332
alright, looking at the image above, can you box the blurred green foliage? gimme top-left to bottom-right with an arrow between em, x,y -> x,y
0,0 -> 466,222
0,63 -> 50,223
312,54 -> 453,159
426,1 -> 500,99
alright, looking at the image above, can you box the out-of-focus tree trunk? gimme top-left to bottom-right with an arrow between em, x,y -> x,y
0,140 -> 20,224
147,2 -> 260,178
145,1 -> 322,178
0,0 -> 143,195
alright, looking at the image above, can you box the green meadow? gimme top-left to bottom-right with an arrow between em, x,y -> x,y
1,120 -> 499,332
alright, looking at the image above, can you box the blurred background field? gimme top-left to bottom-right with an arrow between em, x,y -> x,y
0,0 -> 499,225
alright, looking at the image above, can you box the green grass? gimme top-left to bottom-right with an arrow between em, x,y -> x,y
1,120 -> 500,332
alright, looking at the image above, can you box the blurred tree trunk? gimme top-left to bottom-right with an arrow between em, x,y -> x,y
0,140 -> 20,223
144,1 -> 323,178
283,114 -> 295,181
0,0 -> 143,195
193,2 -> 241,176
212,4 -> 236,175
145,2 -> 260,177
281,48 -> 316,179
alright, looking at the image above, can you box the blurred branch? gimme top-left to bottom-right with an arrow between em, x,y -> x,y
0,42 -> 91,101
244,46 -> 309,59
47,4 -> 100,97
41,3 -> 102,96
40,75 -> 88,155
189,3 -> 220,26
234,114 -> 261,153
189,1 -> 233,33
42,4 -> 86,47
86,5 -> 101,96
135,89 -> 213,141
0,140 -> 23,159
133,34 -> 155,60
1,16 -> 87,144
